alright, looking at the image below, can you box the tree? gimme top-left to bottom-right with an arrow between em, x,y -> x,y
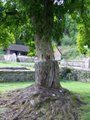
1,1 -> 90,119
0,25 -> 15,48
18,0 -> 89,88
76,5 -> 90,54
61,14 -> 77,46
76,24 -> 90,54
19,0 -> 61,88
1,0 -> 90,87
72,0 -> 90,54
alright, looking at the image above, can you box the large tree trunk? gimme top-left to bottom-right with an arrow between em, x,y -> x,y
32,0 -> 61,88
35,35 -> 61,88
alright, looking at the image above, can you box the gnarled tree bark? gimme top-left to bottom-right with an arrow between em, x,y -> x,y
35,35 -> 61,88
32,0 -> 61,88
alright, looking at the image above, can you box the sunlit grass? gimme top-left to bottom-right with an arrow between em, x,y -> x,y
0,82 -> 33,92
61,81 -> 90,94
0,61 -> 34,67
0,61 -> 35,70
61,81 -> 90,120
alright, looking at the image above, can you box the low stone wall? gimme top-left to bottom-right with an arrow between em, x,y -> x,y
60,67 -> 90,82
0,67 -> 90,82
60,57 -> 90,69
0,54 -> 38,63
0,70 -> 35,82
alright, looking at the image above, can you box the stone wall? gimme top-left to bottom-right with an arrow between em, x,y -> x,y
60,57 -> 90,69
0,70 -> 35,82
59,67 -> 90,82
0,54 -> 38,63
0,67 -> 90,82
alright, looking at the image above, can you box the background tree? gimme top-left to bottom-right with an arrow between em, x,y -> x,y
0,26 -> 15,48
61,14 -> 77,46
76,0 -> 90,54
76,24 -> 90,54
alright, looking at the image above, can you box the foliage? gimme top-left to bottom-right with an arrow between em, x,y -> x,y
0,0 -> 90,56
76,0 -> 90,54
60,45 -> 82,60
61,35 -> 75,46
0,26 -> 15,48
87,49 -> 90,56
0,47 -> 4,55
0,0 -> 35,55
61,14 -> 77,46
76,24 -> 90,54
15,21 -> 36,56
2,1 -> 86,38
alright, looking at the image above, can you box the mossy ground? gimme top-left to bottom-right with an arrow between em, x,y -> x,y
0,85 -> 80,120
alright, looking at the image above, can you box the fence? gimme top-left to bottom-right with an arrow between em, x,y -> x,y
60,58 -> 90,69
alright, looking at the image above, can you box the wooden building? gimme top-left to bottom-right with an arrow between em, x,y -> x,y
6,44 -> 29,55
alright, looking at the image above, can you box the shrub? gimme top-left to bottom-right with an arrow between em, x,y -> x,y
76,24 -> 90,54
61,35 -> 73,45
87,49 -> 90,57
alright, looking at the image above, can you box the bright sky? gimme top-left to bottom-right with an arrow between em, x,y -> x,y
54,0 -> 64,5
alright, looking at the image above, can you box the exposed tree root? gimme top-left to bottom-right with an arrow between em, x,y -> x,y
0,85 -> 82,120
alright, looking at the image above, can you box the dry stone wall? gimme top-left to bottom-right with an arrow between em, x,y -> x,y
59,67 -> 90,82
60,57 -> 90,69
0,67 -> 90,82
0,70 -> 35,82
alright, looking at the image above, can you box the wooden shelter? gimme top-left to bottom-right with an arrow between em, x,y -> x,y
6,44 -> 29,55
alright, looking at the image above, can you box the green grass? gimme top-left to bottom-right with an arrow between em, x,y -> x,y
0,61 -> 35,70
0,81 -> 90,119
0,61 -> 22,67
61,81 -> 90,94
61,81 -> 90,120
0,82 -> 33,92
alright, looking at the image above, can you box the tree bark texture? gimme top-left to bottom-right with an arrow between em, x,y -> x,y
35,35 -> 54,61
35,60 -> 60,88
33,0 -> 61,88
35,35 -> 60,88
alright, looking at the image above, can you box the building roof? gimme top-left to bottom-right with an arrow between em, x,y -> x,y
8,44 -> 29,52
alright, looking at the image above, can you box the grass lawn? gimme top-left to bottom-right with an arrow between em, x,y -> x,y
0,81 -> 90,120
61,81 -> 90,120
0,82 -> 33,92
0,61 -> 35,70
0,61 -> 23,67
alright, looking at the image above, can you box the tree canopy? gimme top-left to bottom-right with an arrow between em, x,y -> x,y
0,0 -> 90,54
